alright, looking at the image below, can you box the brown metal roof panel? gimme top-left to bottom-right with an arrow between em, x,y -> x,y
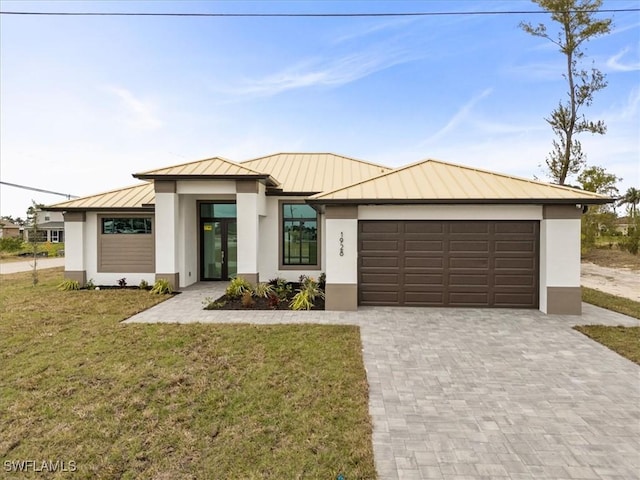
48,183 -> 155,210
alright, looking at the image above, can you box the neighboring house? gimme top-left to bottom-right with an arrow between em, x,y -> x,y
0,221 -> 22,238
23,211 -> 65,243
48,153 -> 611,314
614,216 -> 632,236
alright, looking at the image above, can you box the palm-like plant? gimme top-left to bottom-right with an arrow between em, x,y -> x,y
618,187 -> 640,219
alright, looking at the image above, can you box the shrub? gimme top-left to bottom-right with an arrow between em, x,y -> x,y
226,277 -> 253,298
139,279 -> 149,290
118,278 -> 127,288
150,279 -> 173,295
58,279 -> 80,291
0,237 -> 24,253
318,272 -> 326,289
267,293 -> 280,309
241,290 -> 255,308
202,296 -> 225,310
269,277 -> 292,300
254,282 -> 275,298
290,290 -> 312,310
85,278 -> 95,290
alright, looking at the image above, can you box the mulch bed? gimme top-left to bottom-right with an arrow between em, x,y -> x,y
210,282 -> 325,310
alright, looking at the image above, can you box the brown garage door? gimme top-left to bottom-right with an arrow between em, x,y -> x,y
358,221 -> 539,308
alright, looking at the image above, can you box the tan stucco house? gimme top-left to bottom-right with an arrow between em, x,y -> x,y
48,153 -> 610,314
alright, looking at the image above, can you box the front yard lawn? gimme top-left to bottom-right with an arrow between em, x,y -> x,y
577,287 -> 640,365
0,268 -> 375,479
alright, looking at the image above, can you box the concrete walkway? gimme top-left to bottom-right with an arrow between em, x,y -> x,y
126,284 -> 640,480
0,257 -> 65,274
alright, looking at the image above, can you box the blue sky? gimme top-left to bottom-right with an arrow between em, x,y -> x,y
1,0 -> 638,218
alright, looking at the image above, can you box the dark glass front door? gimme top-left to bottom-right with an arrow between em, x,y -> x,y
200,203 -> 237,280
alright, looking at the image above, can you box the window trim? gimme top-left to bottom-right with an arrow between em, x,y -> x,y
278,200 -> 321,271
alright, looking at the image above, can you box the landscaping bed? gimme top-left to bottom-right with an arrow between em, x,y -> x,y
204,276 -> 326,311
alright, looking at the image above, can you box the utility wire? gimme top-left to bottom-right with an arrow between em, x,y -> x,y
0,8 -> 638,17
0,181 -> 79,199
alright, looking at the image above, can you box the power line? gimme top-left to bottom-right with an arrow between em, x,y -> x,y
0,8 -> 638,17
0,181 -> 79,199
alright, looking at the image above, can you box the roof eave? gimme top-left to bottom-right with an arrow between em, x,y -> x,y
132,173 -> 279,186
46,206 -> 156,212
306,197 -> 613,206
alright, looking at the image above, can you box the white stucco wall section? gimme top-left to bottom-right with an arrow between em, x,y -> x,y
176,180 -> 236,195
155,192 -> 179,275
325,218 -> 357,284
539,218 -> 581,313
359,204 -> 543,220
64,220 -> 85,272
178,196 -> 198,287
237,192 -> 259,278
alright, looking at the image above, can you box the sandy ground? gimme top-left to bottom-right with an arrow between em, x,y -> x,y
0,257 -> 65,275
581,262 -> 640,302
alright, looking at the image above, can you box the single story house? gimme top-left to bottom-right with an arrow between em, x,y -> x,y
48,153 -> 610,315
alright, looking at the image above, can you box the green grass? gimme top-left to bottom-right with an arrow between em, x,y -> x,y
574,326 -> 640,365
577,287 -> 640,365
582,286 -> 640,320
0,268 -> 375,479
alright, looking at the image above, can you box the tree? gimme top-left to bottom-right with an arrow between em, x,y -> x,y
520,0 -> 612,185
618,187 -> 640,219
26,201 -> 44,286
577,165 -> 620,197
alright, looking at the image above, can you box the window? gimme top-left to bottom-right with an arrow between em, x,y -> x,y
282,203 -> 318,266
50,230 -> 64,243
102,217 -> 152,234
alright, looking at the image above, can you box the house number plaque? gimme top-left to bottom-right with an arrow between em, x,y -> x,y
339,232 -> 344,256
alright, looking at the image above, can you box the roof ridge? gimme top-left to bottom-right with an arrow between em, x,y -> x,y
134,156 -> 265,176
240,152 -> 392,170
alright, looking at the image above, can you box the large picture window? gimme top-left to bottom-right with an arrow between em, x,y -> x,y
282,203 -> 318,266
102,217 -> 152,234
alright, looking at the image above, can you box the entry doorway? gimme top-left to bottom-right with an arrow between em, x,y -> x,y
200,203 -> 237,280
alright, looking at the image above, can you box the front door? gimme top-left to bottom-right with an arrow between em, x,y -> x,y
200,203 -> 237,280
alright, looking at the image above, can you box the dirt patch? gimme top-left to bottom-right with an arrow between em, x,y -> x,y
581,262 -> 640,302
582,248 -> 640,271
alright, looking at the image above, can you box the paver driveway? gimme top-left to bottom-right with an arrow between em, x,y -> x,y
127,286 -> 640,479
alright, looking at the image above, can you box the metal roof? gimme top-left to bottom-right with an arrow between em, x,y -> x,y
309,159 -> 612,204
241,152 -> 391,193
133,156 -> 279,185
48,183 -> 155,210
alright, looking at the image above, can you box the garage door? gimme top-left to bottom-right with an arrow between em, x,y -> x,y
358,221 -> 539,308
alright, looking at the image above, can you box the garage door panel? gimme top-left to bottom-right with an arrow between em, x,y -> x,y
494,257 -> 535,269
361,256 -> 398,267
360,222 -> 400,234
359,220 -> 538,308
404,273 -> 444,285
360,291 -> 400,304
449,240 -> 489,252
405,240 -> 444,251
450,257 -> 489,269
449,292 -> 489,305
449,222 -> 489,234
361,273 -> 399,284
495,240 -> 536,252
361,240 -> 399,251
495,222 -> 536,234
449,274 -> 489,286
404,222 -> 444,234
495,275 -> 535,286
404,291 -> 445,304
405,257 -> 443,268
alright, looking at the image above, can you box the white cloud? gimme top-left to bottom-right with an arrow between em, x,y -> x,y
225,47 -> 419,98
105,86 -> 163,130
421,88 -> 493,145
606,47 -> 640,72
